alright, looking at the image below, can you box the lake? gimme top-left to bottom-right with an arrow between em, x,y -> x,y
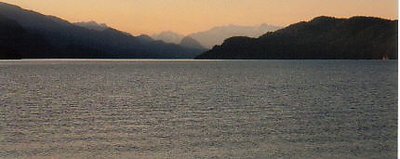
0,60 -> 397,159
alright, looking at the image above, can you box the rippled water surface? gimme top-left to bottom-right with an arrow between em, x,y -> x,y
0,60 -> 397,159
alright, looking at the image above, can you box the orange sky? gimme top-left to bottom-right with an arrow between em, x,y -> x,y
1,0 -> 398,35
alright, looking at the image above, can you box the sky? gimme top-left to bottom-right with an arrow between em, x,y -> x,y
1,0 -> 398,35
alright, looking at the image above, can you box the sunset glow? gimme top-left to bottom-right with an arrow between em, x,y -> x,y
1,0 -> 398,35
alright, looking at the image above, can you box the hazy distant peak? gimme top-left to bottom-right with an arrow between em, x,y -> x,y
154,30 -> 184,36
151,31 -> 184,44
158,31 -> 181,35
179,36 -> 205,50
259,23 -> 278,27
189,23 -> 281,49
74,21 -> 109,31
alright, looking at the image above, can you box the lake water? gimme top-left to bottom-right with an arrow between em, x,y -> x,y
0,60 -> 397,159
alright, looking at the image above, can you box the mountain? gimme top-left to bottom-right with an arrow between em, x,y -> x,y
151,31 -> 206,50
189,24 -> 281,49
196,16 -> 398,59
179,36 -> 206,50
0,14 -> 50,59
74,21 -> 108,31
137,34 -> 154,43
0,2 -> 204,59
152,24 -> 280,49
151,31 -> 184,44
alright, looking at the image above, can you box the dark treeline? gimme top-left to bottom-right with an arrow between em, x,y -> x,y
196,16 -> 398,59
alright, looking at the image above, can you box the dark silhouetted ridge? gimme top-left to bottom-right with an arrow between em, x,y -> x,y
0,2 -> 204,59
196,16 -> 398,59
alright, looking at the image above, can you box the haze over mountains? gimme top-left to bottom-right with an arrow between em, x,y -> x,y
152,31 -> 184,44
179,36 -> 205,50
196,16 -> 398,59
0,2 -> 205,59
150,31 -> 207,50
0,2 -> 397,60
190,24 -> 281,49
152,24 -> 281,49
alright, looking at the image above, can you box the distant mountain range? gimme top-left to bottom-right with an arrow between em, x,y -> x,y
196,16 -> 398,59
152,24 -> 281,49
190,24 -> 281,49
0,2 -> 206,59
0,2 -> 397,60
150,32 -> 207,50
178,36 -> 203,50
152,31 -> 184,44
